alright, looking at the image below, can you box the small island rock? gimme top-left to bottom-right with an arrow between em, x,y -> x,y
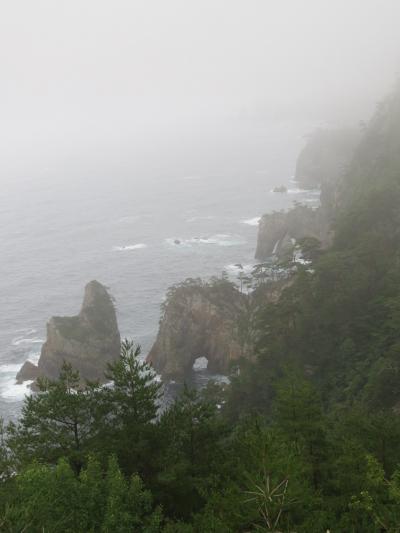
34,280 -> 121,383
16,361 -> 40,384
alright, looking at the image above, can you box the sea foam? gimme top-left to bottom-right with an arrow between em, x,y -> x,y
113,243 -> 148,251
0,351 -> 40,402
241,217 -> 261,226
166,234 -> 245,248
225,263 -> 254,275
287,187 -> 320,195
12,337 -> 44,347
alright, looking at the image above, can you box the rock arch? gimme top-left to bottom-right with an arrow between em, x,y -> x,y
147,280 -> 245,378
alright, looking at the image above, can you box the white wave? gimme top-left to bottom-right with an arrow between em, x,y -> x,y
193,356 -> 208,371
225,263 -> 254,275
0,363 -> 23,374
0,362 -> 32,402
12,337 -> 44,347
0,378 -> 33,402
14,327 -> 37,335
113,243 -> 147,251
186,215 -> 215,223
189,234 -> 245,247
166,234 -> 245,248
241,217 -> 261,226
27,352 -> 40,365
287,187 -> 320,194
0,347 -> 41,402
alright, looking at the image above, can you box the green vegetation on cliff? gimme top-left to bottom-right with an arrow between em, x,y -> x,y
2,84 -> 400,531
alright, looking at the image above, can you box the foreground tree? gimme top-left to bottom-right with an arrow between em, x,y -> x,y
7,340 -> 162,476
7,363 -> 106,471
105,340 -> 162,427
1,455 -> 162,532
102,339 -> 162,476
155,386 -> 228,520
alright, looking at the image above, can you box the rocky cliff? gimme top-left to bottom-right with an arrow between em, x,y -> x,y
255,205 -> 325,260
255,128 -> 360,261
17,280 -> 121,384
147,278 -> 247,378
295,128 -> 359,190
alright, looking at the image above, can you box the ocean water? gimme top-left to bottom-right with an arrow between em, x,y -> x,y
0,123 -> 317,419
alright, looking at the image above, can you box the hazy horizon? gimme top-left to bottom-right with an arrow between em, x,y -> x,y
1,0 -> 400,173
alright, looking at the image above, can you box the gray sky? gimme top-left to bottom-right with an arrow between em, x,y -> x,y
1,0 -> 400,160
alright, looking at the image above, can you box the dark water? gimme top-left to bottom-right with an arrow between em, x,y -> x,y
0,122 -> 317,419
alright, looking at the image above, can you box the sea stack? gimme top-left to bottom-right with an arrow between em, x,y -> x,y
17,281 -> 121,384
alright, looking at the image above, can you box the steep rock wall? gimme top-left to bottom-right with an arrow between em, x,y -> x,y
147,279 -> 246,377
255,128 -> 360,261
18,280 -> 120,383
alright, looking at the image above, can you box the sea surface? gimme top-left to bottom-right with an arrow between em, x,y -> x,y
0,122 -> 319,419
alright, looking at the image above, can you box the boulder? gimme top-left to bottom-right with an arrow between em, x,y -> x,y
16,360 -> 40,384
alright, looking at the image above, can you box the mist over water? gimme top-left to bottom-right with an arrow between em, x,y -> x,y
1,0 -> 400,420
0,122 -> 315,419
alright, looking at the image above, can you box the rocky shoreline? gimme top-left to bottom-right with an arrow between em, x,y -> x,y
15,127 -> 361,386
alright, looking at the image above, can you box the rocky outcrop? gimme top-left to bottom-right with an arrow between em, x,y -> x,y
295,128 -> 359,190
255,128 -> 360,261
147,278 -> 246,378
16,361 -> 40,384
18,281 -> 121,384
255,203 -> 333,260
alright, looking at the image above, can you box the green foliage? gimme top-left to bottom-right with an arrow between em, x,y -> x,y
6,340 -> 162,478
154,385 -> 228,520
6,363 -> 106,471
102,339 -> 162,476
297,236 -> 322,262
105,339 -> 162,427
102,455 -> 161,532
0,455 -> 161,533
3,81 -> 400,531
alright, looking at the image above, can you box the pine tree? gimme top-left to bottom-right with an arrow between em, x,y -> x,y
7,362 -> 105,471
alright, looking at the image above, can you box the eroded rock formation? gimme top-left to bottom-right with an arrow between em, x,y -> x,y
18,280 -> 120,384
255,128 -> 360,261
16,361 -> 40,384
255,205 -> 324,260
147,279 -> 246,377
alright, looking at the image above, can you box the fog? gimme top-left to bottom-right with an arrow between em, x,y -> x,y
1,0 -> 400,170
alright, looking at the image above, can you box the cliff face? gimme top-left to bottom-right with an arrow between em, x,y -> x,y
295,128 -> 360,190
147,279 -> 246,378
255,129 -> 359,261
255,206 -> 324,260
19,281 -> 121,383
